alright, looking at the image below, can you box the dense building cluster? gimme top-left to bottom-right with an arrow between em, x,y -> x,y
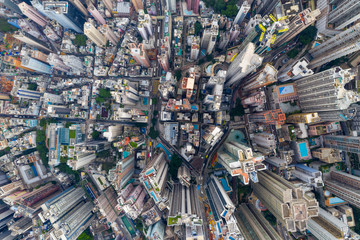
0,0 -> 360,240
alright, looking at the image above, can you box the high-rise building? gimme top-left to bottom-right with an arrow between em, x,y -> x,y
218,32 -> 230,50
108,153 -> 135,190
217,141 -> 266,184
50,201 -> 94,240
323,135 -> 360,154
309,23 -> 360,69
286,112 -> 321,124
13,30 -> 52,52
190,36 -> 200,60
307,207 -> 350,240
312,148 -> 342,163
274,8 -> 320,47
166,0 -> 176,13
0,0 -> 23,16
117,183 -> 146,220
140,152 -> 170,211
130,43 -> 150,67
237,203 -> 282,240
39,187 -> 86,223
84,21 -> 106,47
287,164 -> 324,188
99,24 -> 118,45
168,184 -> 202,226
9,217 -> 33,236
295,67 -> 359,113
177,165 -> 191,187
137,9 -> 152,41
60,55 -> 84,72
251,132 -> 276,155
233,1 -> 250,25
70,0 -> 88,17
327,0 -> 360,30
47,53 -> 71,72
324,171 -> 360,208
308,121 -> 341,136
21,56 -> 51,74
186,0 -> 199,14
88,3 -> 106,25
253,170 -> 319,232
229,24 -> 241,42
225,43 -> 263,87
40,1 -> 85,33
241,64 -> 277,93
0,180 -> 24,197
205,175 -> 242,240
131,0 -> 143,13
96,187 -> 120,224
248,109 -> 286,125
201,21 -> 218,54
18,2 -> 48,27
277,57 -> 314,82
3,55 -> 34,72
256,0 -> 280,15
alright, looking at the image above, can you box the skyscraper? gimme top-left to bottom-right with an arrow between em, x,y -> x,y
108,153 -> 135,191
190,36 -> 200,60
256,0 -> 279,15
295,67 -> 359,113
99,24 -> 118,45
309,23 -> 360,69
324,171 -> 360,208
137,9 -> 153,41
217,141 -> 266,184
248,109 -> 286,125
165,0 -> 176,13
140,152 -> 170,211
39,187 -> 86,223
237,203 -> 282,240
327,0 -> 360,30
84,21 -> 106,47
241,64 -> 277,93
88,3 -> 106,25
277,57 -> 314,82
47,53 -> 71,72
186,0 -> 199,14
131,0 -> 143,13
201,20 -> 219,54
21,56 -> 51,74
253,170 -> 319,232
225,43 -> 263,87
307,207 -> 350,240
218,32 -> 230,50
205,175 -> 242,240
252,132 -> 277,155
18,2 -> 48,27
96,187 -> 120,224
168,184 -> 203,226
323,135 -> 360,154
274,8 -> 320,47
233,1 -> 250,25
130,43 -> 150,67
37,1 -> 85,33
0,0 -> 23,16
229,23 -> 241,42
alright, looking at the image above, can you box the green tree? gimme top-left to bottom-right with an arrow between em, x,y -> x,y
287,48 -> 300,58
169,154 -> 182,180
194,21 -> 202,35
222,4 -> 238,18
175,70 -> 182,81
149,127 -> 159,139
230,99 -> 245,118
99,88 -> 111,99
28,83 -> 38,91
74,34 -> 87,46
299,26 -> 317,45
92,130 -> 101,140
0,18 -> 17,32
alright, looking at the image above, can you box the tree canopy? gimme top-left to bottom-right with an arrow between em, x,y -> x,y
169,154 -> 182,180
194,21 -> 202,35
299,26 -> 317,45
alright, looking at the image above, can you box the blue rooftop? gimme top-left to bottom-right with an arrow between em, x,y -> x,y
298,142 -> 309,158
